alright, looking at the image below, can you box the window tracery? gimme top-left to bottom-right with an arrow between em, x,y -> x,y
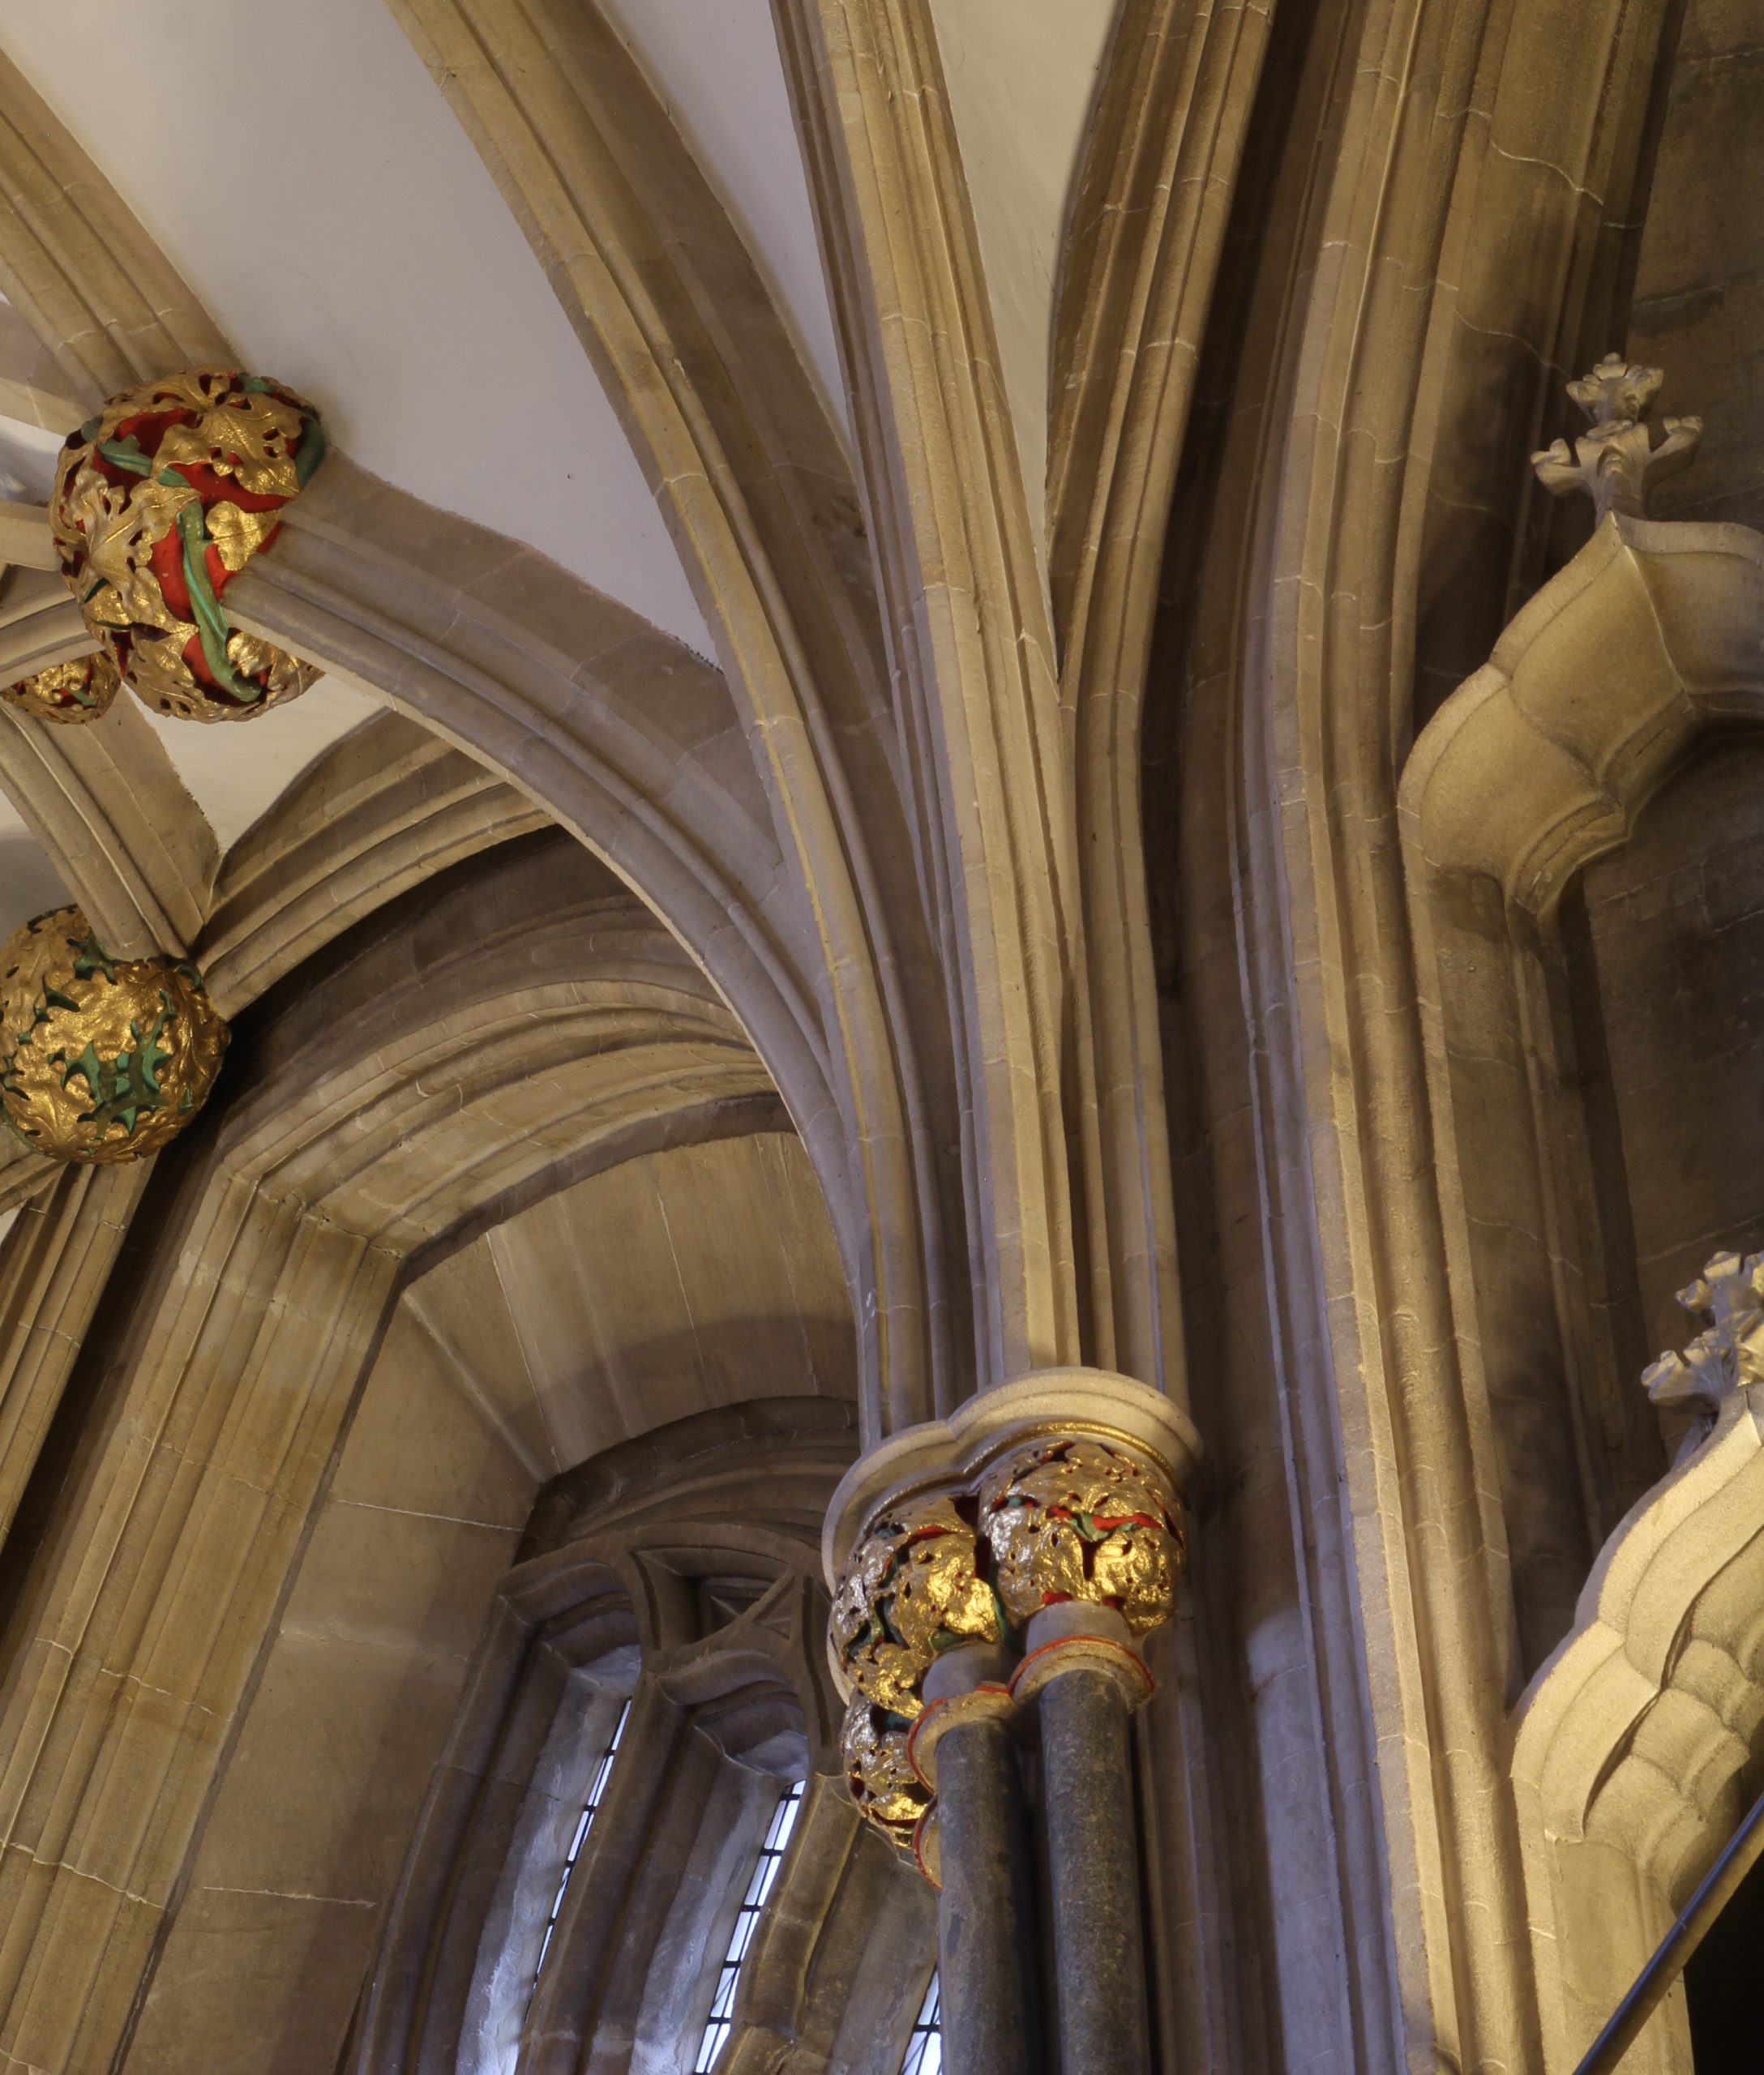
355,1402 -> 932,2075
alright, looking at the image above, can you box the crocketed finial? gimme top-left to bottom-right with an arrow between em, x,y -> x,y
1531,353 -> 1702,520
1642,1249 -> 1764,1461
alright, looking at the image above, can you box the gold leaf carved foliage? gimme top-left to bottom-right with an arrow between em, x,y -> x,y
978,1437 -> 1184,1635
0,907 -> 227,1163
839,1693 -> 931,1850
49,369 -> 326,723
831,1495 -> 1008,1722
0,651 -> 121,725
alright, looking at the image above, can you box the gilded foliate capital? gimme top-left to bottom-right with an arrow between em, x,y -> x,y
839,1692 -> 931,1853
978,1435 -> 1185,1636
830,1494 -> 1006,1719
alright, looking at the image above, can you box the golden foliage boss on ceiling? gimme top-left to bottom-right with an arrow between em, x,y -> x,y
0,907 -> 228,1163
0,650 -> 122,725
50,368 -> 327,723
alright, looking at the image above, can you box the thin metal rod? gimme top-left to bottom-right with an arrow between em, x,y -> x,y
1573,1785 -> 1764,2074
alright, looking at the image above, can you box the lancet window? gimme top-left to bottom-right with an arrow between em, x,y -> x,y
695,1778 -> 807,2070
897,1971 -> 943,2074
354,1401 -> 933,2075
532,1697 -> 631,1989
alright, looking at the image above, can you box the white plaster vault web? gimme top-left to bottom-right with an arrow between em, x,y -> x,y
0,413 -> 62,503
0,0 -> 1124,936
929,0 -> 1120,544
604,0 -> 1125,544
600,0 -> 853,447
0,0 -> 1121,655
0,0 -> 713,656
136,678 -> 383,852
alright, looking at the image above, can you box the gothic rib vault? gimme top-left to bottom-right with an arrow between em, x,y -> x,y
0,2 -> 1760,2073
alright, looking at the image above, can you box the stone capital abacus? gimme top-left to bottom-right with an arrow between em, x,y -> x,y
824,1367 -> 1202,1588
906,1680 -> 1017,1794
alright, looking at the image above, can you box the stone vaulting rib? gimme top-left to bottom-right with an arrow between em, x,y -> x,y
0,6 -> 1733,2070
773,0 -> 1097,1391
194,707 -> 550,1018
0,50 -> 226,411
0,693 -> 216,960
383,0 -> 961,1438
229,458 -> 878,1394
1190,0 -> 1683,2060
1047,0 -> 1277,1401
0,851 -> 786,2073
0,563 -> 217,961
0,32 -> 929,1444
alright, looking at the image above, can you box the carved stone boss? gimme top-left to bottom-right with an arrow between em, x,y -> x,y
4,367 -> 327,727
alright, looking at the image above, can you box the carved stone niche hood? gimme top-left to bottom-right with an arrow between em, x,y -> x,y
1402,504 -> 1764,2073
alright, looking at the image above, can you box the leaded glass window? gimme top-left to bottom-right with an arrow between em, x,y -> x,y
532,1696 -> 630,1990
694,1778 -> 806,2071
899,1970 -> 943,2075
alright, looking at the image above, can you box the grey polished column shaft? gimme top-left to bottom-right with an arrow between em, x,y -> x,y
935,1714 -> 1042,2075
1038,1665 -> 1152,2075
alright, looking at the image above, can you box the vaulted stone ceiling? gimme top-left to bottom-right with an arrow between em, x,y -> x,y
0,0 -> 1120,959
11,2 -> 1749,2069
0,10 -> 1164,2056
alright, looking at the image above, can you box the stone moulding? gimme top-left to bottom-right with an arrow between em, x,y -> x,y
1400,514 -> 1764,915
0,850 -> 789,2068
390,0 -> 952,1439
224,459 -> 887,1430
0,607 -> 219,960
192,708 -> 550,1018
1405,511 -> 1764,2071
1046,0 -> 1276,1398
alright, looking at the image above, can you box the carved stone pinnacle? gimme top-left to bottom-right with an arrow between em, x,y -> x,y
1531,353 -> 1702,520
1641,1247 -> 1764,1460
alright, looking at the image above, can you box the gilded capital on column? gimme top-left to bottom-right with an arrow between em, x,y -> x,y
978,1434 -> 1185,1638
830,1492 -> 1006,1857
830,1493 -> 1007,1720
825,1371 -> 1203,1847
839,1692 -> 933,1852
